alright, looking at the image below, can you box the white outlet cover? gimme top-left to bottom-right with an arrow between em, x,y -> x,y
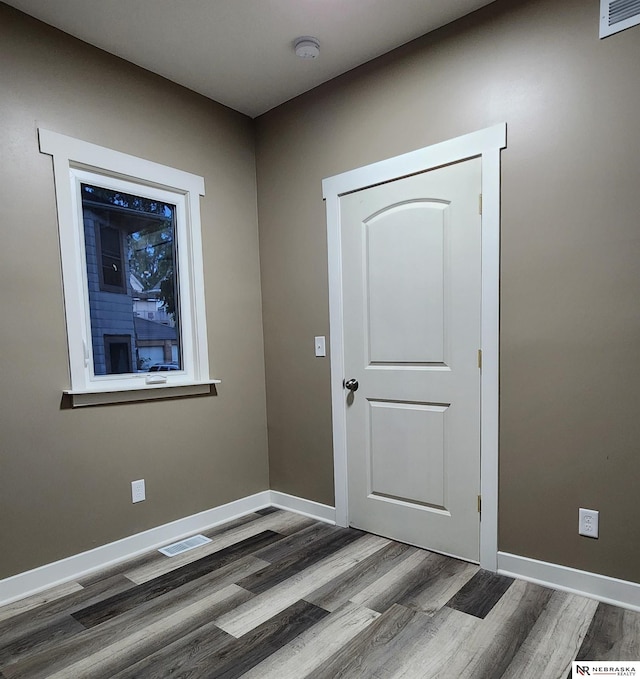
579,507 -> 599,538
132,479 -> 146,503
314,336 -> 326,357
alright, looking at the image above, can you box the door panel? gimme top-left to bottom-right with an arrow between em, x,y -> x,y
366,201 -> 447,364
341,158 -> 481,562
369,400 -> 447,508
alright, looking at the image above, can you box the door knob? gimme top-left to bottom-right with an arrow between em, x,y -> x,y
344,378 -> 359,392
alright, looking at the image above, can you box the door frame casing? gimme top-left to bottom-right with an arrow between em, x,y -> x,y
322,124 -> 506,571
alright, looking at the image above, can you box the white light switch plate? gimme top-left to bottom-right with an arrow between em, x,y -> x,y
314,336 -> 326,357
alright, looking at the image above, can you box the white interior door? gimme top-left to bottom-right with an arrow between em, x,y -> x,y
340,158 -> 482,562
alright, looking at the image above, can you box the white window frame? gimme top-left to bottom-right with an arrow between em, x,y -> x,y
39,129 -> 219,406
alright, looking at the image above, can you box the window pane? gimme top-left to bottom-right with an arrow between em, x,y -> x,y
81,184 -> 181,375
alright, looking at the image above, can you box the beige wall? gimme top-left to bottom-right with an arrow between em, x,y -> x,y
3,0 -> 640,587
256,0 -> 640,582
0,4 -> 269,579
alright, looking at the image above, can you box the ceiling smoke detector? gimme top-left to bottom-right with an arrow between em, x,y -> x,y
294,36 -> 320,59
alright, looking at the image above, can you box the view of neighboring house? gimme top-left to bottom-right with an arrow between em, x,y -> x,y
82,189 -> 180,374
133,315 -> 179,370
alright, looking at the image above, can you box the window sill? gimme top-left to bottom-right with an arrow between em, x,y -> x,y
63,379 -> 221,407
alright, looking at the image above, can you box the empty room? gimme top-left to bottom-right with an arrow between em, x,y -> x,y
1,0 -> 639,676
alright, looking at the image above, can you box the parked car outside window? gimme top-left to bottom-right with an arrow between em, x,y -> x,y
148,363 -> 180,372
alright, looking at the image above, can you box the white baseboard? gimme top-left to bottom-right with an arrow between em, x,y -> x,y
0,490 -> 337,608
498,551 -> 640,613
6,498 -> 639,614
0,491 -> 271,607
269,491 -> 336,524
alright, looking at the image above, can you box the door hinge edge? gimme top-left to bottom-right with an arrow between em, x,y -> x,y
477,494 -> 482,514
477,349 -> 482,370
479,193 -> 483,215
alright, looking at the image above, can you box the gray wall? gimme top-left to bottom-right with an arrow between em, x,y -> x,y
256,0 -> 640,583
0,4 -> 269,579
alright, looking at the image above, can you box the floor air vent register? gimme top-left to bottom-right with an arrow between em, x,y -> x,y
158,534 -> 212,557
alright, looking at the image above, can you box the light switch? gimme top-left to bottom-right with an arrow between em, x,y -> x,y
314,336 -> 326,357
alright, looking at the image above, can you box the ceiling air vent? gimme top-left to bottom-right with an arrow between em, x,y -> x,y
600,0 -> 640,37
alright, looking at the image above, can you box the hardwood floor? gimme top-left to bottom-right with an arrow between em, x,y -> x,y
1,508 -> 638,678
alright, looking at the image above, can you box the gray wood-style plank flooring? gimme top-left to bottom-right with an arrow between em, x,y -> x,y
1,509 -> 638,678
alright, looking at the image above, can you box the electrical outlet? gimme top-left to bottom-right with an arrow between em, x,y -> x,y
131,479 -> 146,503
579,508 -> 599,538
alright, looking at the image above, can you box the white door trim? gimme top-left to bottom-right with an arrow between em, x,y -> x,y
323,123 -> 506,571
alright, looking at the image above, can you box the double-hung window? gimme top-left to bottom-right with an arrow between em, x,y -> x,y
40,129 -> 218,406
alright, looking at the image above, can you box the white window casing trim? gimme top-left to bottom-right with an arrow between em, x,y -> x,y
39,129 -> 219,404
